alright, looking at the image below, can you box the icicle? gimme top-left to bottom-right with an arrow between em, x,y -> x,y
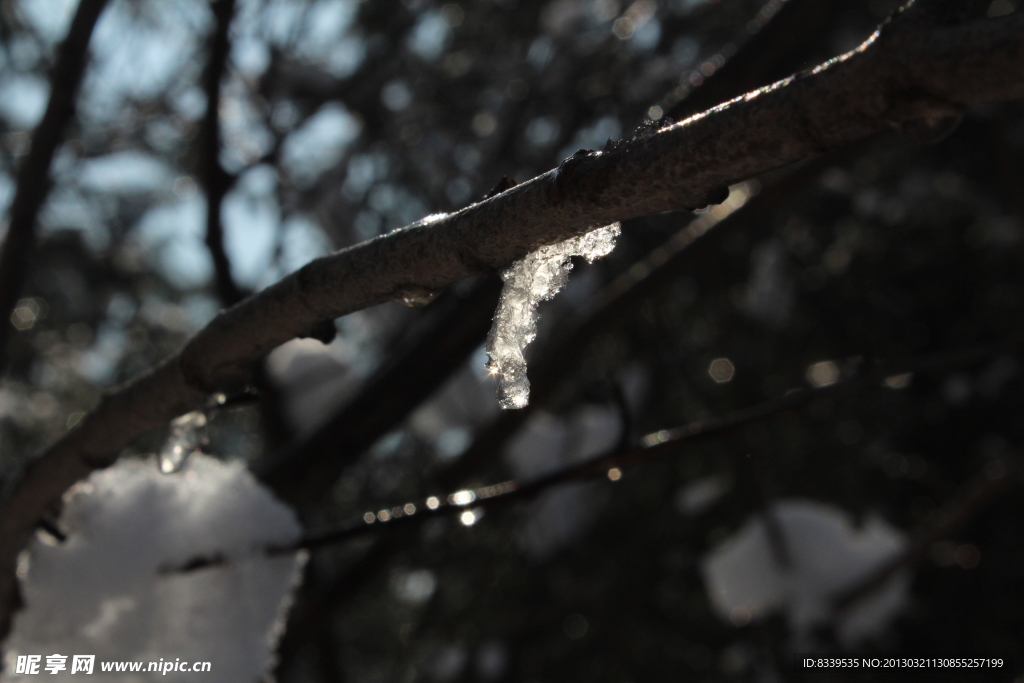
158,411 -> 208,474
485,223 -> 620,409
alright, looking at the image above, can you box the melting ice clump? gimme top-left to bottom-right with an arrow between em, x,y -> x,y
486,223 -> 620,409
158,410 -> 207,474
701,499 -> 908,647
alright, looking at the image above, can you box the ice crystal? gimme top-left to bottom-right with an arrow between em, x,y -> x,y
485,223 -> 620,409
158,411 -> 207,474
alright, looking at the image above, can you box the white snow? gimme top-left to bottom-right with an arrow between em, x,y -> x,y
4,455 -> 304,682
485,223 -> 620,408
701,499 -> 908,647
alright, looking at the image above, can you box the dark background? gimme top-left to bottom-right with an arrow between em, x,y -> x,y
1,0 -> 1023,680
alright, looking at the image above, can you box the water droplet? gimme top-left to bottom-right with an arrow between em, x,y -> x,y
158,411 -> 208,474
396,286 -> 440,308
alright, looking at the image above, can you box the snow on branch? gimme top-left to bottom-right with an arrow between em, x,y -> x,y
0,2 -> 1022,639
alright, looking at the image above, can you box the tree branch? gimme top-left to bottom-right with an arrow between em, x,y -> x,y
0,0 -> 110,374
199,0 -> 245,308
434,153 -> 849,490
163,332 -> 1024,573
278,333 -> 1024,556
831,455 -> 1023,615
0,3 -> 1022,639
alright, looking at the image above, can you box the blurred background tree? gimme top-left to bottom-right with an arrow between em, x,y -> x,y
1,0 -> 1023,680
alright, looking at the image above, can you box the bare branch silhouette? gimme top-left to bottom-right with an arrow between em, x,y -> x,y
162,332 -> 1024,574
199,0 -> 244,308
832,456 -> 1023,614
0,0 -> 110,374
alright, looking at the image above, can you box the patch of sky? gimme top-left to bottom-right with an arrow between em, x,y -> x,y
260,0 -> 310,46
407,10 -> 451,61
527,36 -> 555,69
223,165 -> 280,289
671,36 -> 700,68
181,293 -> 220,331
16,0 -> 77,42
632,17 -> 660,50
342,154 -> 377,200
675,0 -> 712,14
298,0 -> 358,57
232,37 -> 271,78
559,116 -> 621,159
0,173 -> 13,222
135,195 -> 212,289
172,86 -> 207,122
76,323 -> 128,385
375,186 -> 428,230
525,117 -> 560,148
282,102 -> 360,188
79,151 -> 174,196
381,79 -> 413,112
0,75 -> 49,129
6,32 -> 39,75
325,36 -> 366,78
221,78 -> 275,171
84,0 -> 206,115
39,187 -> 110,251
278,216 -> 332,275
231,0 -> 272,76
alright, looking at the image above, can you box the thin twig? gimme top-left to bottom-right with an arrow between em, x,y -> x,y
162,332 -> 1024,574
663,0 -> 847,121
831,456 -> 1024,614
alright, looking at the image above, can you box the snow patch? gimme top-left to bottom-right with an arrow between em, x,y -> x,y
485,224 -> 620,408
701,499 -> 908,646
4,455 -> 304,682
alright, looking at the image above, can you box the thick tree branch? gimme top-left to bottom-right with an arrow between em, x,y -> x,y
0,0 -> 109,373
0,4 -> 1021,639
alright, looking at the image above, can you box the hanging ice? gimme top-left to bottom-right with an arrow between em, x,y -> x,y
485,223 -> 620,409
158,411 -> 207,474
